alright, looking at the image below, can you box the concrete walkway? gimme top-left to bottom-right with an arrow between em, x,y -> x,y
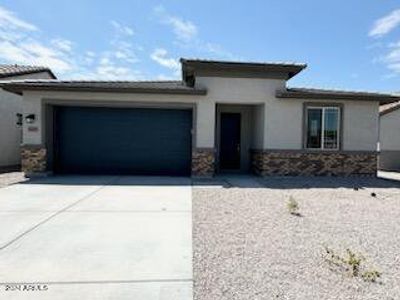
0,176 -> 193,300
378,170 -> 400,182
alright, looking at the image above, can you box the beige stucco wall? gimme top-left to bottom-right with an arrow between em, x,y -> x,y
22,77 -> 286,149
265,98 -> 379,151
251,104 -> 265,149
380,109 -> 400,150
195,77 -> 285,148
21,76 -> 379,153
22,91 -> 207,146
0,71 -> 53,168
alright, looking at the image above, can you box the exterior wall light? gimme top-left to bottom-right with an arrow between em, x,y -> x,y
25,114 -> 36,124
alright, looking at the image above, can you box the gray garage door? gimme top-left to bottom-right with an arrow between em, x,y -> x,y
54,106 -> 192,176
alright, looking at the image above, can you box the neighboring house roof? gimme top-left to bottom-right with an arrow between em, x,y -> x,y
0,64 -> 56,79
0,80 -> 207,95
180,58 -> 307,81
276,87 -> 400,104
380,101 -> 400,116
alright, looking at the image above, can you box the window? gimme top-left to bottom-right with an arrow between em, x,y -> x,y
306,106 -> 340,150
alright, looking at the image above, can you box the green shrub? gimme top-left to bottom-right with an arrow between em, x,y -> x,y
287,196 -> 301,216
323,246 -> 381,283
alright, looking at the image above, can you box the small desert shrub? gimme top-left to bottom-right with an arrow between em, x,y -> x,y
362,270 -> 382,283
323,246 -> 381,283
287,196 -> 300,216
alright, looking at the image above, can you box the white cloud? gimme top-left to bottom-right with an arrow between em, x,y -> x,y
109,21 -> 139,65
150,48 -> 179,70
86,51 -> 96,57
166,17 -> 197,41
154,5 -> 197,41
0,39 -> 73,72
369,9 -> 400,38
368,9 -> 400,76
93,57 -> 142,80
22,41 -> 73,72
0,6 -> 74,74
153,5 -> 235,60
51,38 -> 73,53
0,40 -> 31,62
0,5 -> 143,79
201,42 -> 237,60
109,40 -> 138,64
110,20 -> 134,36
0,6 -> 37,31
383,42 -> 400,73
156,73 -> 176,80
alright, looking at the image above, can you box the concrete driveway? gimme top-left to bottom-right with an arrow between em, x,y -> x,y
0,176 -> 193,300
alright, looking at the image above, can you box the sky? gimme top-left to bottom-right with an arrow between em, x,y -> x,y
1,1 -> 400,91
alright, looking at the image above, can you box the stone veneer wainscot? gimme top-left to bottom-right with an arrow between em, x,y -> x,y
251,150 -> 377,176
21,145 -> 47,175
192,148 -> 215,177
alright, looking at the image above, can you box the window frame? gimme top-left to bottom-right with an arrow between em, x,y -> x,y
303,103 -> 342,151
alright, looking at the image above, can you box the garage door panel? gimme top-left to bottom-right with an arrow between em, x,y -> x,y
55,106 -> 192,175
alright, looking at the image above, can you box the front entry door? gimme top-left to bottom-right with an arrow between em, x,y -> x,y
220,113 -> 241,170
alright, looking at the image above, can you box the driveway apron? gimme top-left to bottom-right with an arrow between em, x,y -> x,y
0,176 -> 193,300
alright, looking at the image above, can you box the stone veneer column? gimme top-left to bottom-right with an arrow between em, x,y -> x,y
192,148 -> 215,177
21,145 -> 47,175
251,150 -> 377,177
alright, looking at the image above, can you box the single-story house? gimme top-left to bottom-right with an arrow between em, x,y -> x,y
379,101 -> 400,171
0,65 -> 56,172
1,58 -> 399,177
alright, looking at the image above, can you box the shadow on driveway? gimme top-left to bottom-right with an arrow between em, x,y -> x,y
22,175 -> 192,187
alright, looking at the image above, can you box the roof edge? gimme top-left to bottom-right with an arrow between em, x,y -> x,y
0,82 -> 207,96
276,88 -> 400,104
180,58 -> 307,80
380,102 -> 400,116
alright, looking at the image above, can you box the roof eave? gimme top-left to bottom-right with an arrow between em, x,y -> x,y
276,91 -> 400,104
1,85 -> 207,96
180,58 -> 307,80
380,105 -> 400,116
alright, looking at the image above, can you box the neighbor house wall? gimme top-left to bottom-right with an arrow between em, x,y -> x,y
0,89 -> 23,170
0,71 -> 53,171
379,109 -> 400,171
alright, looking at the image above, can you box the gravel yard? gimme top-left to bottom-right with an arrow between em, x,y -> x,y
193,175 -> 400,300
0,171 -> 26,188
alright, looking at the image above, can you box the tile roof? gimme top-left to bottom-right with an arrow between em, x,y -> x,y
276,87 -> 400,104
0,64 -> 56,79
0,80 -> 207,95
180,58 -> 306,80
180,58 -> 306,68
